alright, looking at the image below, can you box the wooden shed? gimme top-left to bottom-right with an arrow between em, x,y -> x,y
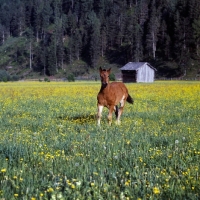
120,62 -> 156,83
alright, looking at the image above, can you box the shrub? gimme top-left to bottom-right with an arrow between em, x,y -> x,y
2,77 -> 8,82
67,74 -> 75,82
109,73 -> 116,81
0,70 -> 10,82
11,75 -> 20,81
44,77 -> 50,82
93,74 -> 98,81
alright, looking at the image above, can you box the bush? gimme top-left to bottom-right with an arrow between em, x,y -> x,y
0,70 -> 20,82
67,74 -> 75,82
0,70 -> 10,82
93,74 -> 98,81
11,75 -> 20,81
109,73 -> 116,81
44,77 -> 50,82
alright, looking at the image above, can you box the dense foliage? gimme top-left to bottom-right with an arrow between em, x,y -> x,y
0,0 -> 200,76
0,70 -> 19,81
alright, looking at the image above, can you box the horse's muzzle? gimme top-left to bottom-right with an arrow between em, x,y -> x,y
102,83 -> 108,87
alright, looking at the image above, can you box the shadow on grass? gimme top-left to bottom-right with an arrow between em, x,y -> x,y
58,114 -> 96,124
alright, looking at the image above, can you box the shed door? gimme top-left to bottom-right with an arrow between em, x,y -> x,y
122,70 -> 136,83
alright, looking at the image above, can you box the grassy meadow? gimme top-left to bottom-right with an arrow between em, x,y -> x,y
0,81 -> 200,200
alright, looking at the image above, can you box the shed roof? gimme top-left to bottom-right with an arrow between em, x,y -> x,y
120,62 -> 157,71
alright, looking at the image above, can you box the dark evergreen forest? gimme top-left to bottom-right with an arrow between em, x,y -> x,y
0,0 -> 200,78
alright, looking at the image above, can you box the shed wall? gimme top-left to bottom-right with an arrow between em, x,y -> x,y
137,64 -> 154,82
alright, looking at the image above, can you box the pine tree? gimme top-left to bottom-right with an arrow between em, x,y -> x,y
39,39 -> 48,75
10,13 -> 19,37
66,10 -> 77,36
41,0 -> 52,39
55,12 -> 66,70
47,34 -> 57,75
32,0 -> 43,42
87,11 -> 100,67
25,28 -> 34,69
17,1 -> 26,36
100,25 -> 107,57
80,0 -> 94,18
192,17 -> 200,56
57,36 -> 64,69
192,0 -> 200,19
189,0 -> 200,57
137,0 -> 149,28
145,0 -> 160,60
129,5 -> 143,62
158,20 -> 171,60
0,2 -> 12,37
67,37 -> 74,64
24,0 -> 33,28
74,29 -> 82,60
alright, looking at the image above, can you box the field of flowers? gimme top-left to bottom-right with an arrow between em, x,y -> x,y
0,81 -> 200,200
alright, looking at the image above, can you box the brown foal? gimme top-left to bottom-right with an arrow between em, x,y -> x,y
97,67 -> 133,125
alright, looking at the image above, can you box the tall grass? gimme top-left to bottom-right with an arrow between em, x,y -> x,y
0,81 -> 200,199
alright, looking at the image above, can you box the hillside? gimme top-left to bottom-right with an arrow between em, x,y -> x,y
0,36 -> 119,79
0,36 -> 200,80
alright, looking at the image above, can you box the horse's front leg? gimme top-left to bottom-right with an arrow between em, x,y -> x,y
97,104 -> 104,126
108,105 -> 115,125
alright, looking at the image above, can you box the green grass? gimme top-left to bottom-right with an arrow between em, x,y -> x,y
0,81 -> 200,199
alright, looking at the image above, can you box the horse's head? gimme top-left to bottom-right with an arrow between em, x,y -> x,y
99,67 -> 111,87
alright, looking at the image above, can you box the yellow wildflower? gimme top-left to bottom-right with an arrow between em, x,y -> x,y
90,182 -> 95,187
47,187 -> 54,192
153,187 -> 160,194
125,181 -> 130,186
1,168 -> 6,173
71,184 -> 75,189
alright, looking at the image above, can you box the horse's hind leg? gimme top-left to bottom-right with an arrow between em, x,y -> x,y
114,105 -> 118,118
116,106 -> 124,125
116,99 -> 125,125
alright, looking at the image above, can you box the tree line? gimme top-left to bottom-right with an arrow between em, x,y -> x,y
0,0 -> 200,76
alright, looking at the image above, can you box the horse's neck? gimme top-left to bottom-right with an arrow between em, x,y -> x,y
100,83 -> 110,92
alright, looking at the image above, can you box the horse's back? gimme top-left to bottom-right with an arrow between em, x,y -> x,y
97,82 -> 129,106
110,82 -> 129,103
110,82 -> 128,93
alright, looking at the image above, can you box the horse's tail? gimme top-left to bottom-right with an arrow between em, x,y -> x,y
127,94 -> 134,104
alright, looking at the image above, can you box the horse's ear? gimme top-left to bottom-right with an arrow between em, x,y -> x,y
99,67 -> 102,72
107,68 -> 111,74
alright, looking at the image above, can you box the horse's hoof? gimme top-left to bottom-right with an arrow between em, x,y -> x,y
115,120 -> 121,125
